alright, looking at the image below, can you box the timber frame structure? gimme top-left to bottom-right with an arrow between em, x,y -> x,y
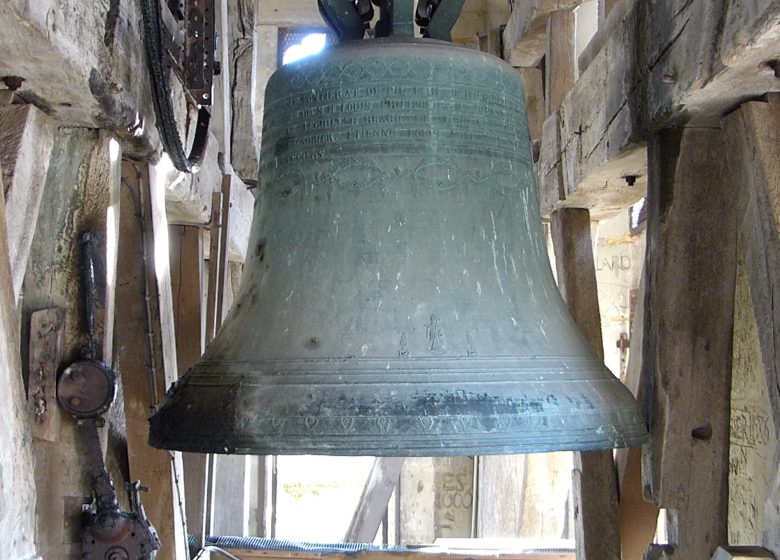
0,1 -> 778,560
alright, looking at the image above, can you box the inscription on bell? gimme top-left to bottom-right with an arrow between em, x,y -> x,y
262,77 -> 528,174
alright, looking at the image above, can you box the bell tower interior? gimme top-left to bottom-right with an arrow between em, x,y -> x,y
0,1 -> 779,559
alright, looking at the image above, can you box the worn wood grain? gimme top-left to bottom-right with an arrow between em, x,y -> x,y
116,160 -> 186,560
21,129 -> 124,559
0,104 -> 55,300
0,157 -> 37,558
229,0 -> 259,185
220,550 -> 574,560
550,207 -> 621,560
206,191 -> 224,343
477,455 -> 526,538
346,457 -> 406,543
722,101 -> 780,555
613,275 -> 660,559
538,0 -> 780,219
27,307 -> 64,442
0,0 -> 164,156
545,10 -> 575,118
515,68 -> 545,143
503,0 -> 583,67
640,126 -> 738,560
170,224 -> 208,549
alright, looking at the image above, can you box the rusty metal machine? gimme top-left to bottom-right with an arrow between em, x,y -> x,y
57,231 -> 160,559
149,0 -> 647,456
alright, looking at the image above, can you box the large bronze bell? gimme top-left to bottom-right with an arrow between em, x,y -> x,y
149,28 -> 647,455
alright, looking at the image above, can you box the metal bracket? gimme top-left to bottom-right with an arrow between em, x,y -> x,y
184,0 -> 215,105
418,0 -> 465,41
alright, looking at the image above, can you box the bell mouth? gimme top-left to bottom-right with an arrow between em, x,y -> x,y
149,355 -> 647,456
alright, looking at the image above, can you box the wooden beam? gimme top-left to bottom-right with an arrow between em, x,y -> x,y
549,207 -> 621,560
545,10 -> 576,117
722,101 -> 780,553
640,127 -> 738,559
103,132 -> 122,363
0,0 -> 161,156
0,158 -> 37,558
515,68 -> 545,144
21,129 -> 122,558
712,546 -> 776,559
216,174 -> 232,325
0,104 -> 55,301
502,0 -> 583,67
345,457 -> 406,543
206,191 -> 224,343
614,276 -> 660,559
537,0 -> 780,219
27,307 -> 65,442
170,224 -> 208,551
116,160 -> 186,560
229,0 -> 259,185
219,550 -> 575,560
213,455 -> 251,537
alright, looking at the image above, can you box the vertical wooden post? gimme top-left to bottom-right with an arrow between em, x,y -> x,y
216,174 -> 232,325
545,10 -> 576,117
615,277 -> 660,559
0,159 -> 38,558
170,224 -> 208,551
550,207 -> 621,560
722,101 -> 780,553
206,191 -> 223,343
345,458 -> 406,543
0,104 -> 56,301
641,127 -> 737,559
116,161 -> 187,560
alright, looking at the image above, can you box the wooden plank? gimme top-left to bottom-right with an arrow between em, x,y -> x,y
0,104 -> 56,301
712,546 -> 776,559
433,457 -> 474,538
515,68 -> 545,143
170,224 -> 208,549
21,129 -> 122,558
216,174 -> 232,325
502,0 -> 582,67
537,0 -> 780,219
170,225 -> 205,370
205,191 -> 224,342
213,455 -> 250,536
103,133 -> 122,363
220,550 -> 575,560
722,101 -> 780,554
640,127 -> 738,559
476,455 -> 526,538
148,161 -> 188,555
0,0 -> 160,157
613,275 -> 660,559
116,160 -> 186,560
727,240 -> 777,548
550,207 -> 621,560
345,457 -> 406,543
229,0 -> 259,185
149,162 -> 179,387
27,307 -> 64,442
545,10 -> 576,117
0,157 -> 38,559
